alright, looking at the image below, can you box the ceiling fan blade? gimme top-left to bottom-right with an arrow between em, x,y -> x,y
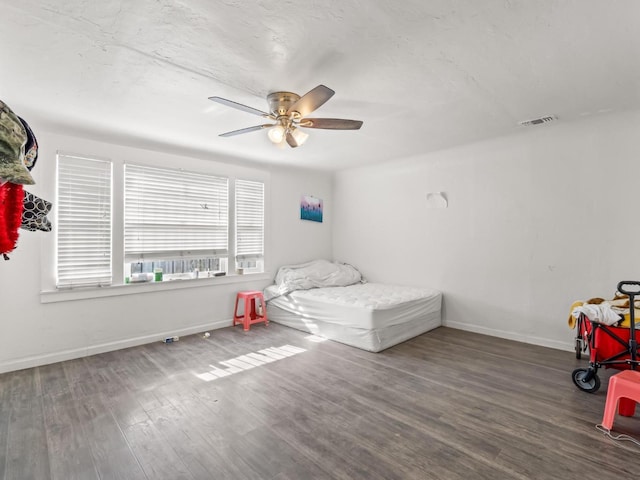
219,124 -> 272,137
209,96 -> 272,118
287,85 -> 335,117
299,118 -> 363,130
285,131 -> 299,148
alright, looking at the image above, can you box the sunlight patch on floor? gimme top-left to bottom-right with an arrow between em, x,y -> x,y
304,334 -> 327,343
194,344 -> 307,381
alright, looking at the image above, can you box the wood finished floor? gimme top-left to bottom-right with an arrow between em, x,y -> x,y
1,324 -> 638,480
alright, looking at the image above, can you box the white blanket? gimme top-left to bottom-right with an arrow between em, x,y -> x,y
269,259 -> 363,299
571,303 -> 622,326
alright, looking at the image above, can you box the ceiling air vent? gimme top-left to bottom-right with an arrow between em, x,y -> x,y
518,115 -> 557,127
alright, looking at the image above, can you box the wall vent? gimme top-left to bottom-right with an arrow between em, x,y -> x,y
518,115 -> 557,127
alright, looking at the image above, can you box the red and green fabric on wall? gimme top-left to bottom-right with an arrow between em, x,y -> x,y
1,99 -> 50,259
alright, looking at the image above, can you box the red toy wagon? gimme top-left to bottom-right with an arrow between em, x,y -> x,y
572,281 -> 640,393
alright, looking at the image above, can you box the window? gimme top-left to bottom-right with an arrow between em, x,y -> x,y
235,179 -> 264,273
56,153 -> 112,288
124,164 -> 229,280
54,155 -> 266,290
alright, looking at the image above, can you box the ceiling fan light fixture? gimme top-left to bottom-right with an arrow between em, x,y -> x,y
290,127 -> 309,146
267,124 -> 286,143
210,85 -> 362,149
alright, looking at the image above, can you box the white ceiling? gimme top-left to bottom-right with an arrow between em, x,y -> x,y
1,0 -> 639,171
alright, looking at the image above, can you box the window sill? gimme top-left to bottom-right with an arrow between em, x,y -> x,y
40,272 -> 273,304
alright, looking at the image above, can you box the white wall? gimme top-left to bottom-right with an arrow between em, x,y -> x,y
269,169 -> 332,267
0,130 -> 332,373
333,110 -> 640,351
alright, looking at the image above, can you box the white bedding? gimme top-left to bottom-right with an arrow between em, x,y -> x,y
271,259 -> 363,296
265,283 -> 442,352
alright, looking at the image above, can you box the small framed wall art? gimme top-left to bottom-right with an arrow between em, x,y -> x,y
300,194 -> 323,223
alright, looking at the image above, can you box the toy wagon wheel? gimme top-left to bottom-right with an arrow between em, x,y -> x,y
571,368 -> 600,393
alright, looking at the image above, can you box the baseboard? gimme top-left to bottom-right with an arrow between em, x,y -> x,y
0,319 -> 232,374
444,320 -> 573,352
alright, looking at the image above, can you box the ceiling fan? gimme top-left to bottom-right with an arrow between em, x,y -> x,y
208,85 -> 363,148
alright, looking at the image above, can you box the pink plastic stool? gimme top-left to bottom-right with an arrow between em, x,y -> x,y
233,291 -> 268,331
601,370 -> 640,430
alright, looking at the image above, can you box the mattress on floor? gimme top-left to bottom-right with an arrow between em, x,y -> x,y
264,283 -> 442,352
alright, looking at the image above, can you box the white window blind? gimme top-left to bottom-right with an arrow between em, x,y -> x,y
124,164 -> 228,260
235,179 -> 264,261
56,154 -> 112,288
